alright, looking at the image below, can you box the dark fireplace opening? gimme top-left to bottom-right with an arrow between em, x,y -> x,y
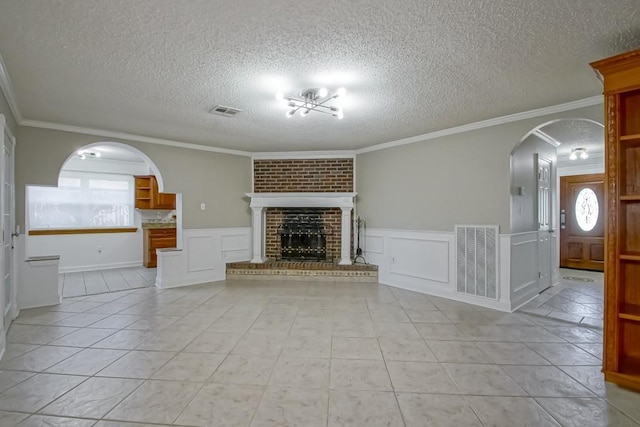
279,209 -> 332,261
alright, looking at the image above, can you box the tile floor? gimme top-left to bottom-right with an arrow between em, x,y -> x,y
0,279 -> 638,426
59,267 -> 156,298
519,268 -> 604,329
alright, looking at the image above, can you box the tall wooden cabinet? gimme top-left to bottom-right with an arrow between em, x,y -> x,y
591,48 -> 640,392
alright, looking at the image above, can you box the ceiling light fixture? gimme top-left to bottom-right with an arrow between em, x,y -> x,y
276,87 -> 346,119
77,150 -> 102,160
569,147 -> 589,160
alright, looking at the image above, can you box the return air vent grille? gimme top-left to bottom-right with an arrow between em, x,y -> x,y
210,105 -> 243,117
455,225 -> 498,300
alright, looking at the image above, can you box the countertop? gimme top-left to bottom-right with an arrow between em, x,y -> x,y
141,221 -> 177,229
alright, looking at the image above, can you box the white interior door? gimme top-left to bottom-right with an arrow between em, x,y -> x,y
1,122 -> 16,331
537,155 -> 552,292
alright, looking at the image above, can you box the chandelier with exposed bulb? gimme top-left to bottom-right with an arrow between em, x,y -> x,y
276,87 -> 346,119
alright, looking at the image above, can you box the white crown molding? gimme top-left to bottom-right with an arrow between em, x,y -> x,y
20,119 -> 251,157
355,95 -> 604,155
251,151 -> 355,160
0,53 -> 22,123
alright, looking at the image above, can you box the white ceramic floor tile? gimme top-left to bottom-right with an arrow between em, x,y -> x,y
328,390 -> 404,427
251,387 -> 328,427
40,377 -> 142,418
536,397 -> 639,426
396,393 -> 482,426
175,383 -> 263,427
45,348 -> 127,375
106,380 -> 201,424
0,373 -> 87,413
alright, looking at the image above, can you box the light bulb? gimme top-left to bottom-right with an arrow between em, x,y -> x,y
301,109 -> 310,117
569,152 -> 577,160
94,151 -> 102,158
581,151 -> 588,159
318,88 -> 328,98
77,150 -> 85,155
335,111 -> 344,119
336,87 -> 346,97
286,110 -> 295,118
288,101 -> 296,108
79,154 -> 86,160
275,92 -> 284,101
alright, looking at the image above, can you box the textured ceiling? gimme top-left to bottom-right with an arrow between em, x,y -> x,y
0,1 -> 639,152
542,120 -> 604,156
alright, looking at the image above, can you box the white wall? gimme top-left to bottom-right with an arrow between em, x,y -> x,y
26,229 -> 143,273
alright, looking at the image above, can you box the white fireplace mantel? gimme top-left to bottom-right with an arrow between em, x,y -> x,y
245,192 -> 356,209
245,192 -> 357,265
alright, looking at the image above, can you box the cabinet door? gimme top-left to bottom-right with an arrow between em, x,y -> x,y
155,192 -> 176,210
150,236 -> 176,250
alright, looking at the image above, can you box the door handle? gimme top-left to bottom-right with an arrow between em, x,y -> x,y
560,210 -> 566,229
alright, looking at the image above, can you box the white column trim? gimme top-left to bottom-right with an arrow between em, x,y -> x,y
339,207 -> 352,265
250,207 -> 266,263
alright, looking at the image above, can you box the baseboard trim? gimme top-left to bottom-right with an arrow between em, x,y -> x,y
59,260 -> 143,273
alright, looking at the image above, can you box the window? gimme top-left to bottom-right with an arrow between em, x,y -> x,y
575,188 -> 599,232
28,171 -> 134,229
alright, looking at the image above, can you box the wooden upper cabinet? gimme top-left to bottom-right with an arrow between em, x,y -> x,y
590,47 -> 640,393
134,175 -> 176,210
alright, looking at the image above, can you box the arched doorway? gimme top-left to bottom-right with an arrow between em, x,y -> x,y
25,142 -> 180,297
511,118 -> 605,326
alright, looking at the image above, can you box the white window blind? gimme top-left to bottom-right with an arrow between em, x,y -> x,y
28,171 -> 134,229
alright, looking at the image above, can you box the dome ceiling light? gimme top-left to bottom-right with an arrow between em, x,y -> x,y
569,147 -> 589,160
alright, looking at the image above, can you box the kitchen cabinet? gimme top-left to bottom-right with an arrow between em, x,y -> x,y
143,227 -> 177,268
135,175 -> 176,210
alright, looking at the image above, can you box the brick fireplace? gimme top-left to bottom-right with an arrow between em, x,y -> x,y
247,158 -> 355,265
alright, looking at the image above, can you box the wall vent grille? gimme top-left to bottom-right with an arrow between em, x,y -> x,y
455,225 -> 499,300
210,105 -> 243,117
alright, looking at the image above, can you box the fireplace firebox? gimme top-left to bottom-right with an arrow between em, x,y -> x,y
279,209 -> 333,261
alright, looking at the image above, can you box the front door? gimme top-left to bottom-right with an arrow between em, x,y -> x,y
537,156 -> 553,292
560,174 -> 605,271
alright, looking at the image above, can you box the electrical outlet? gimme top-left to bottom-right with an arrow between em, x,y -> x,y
200,203 -> 206,211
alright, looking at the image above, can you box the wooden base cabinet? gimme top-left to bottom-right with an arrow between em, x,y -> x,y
591,48 -> 640,392
143,228 -> 177,268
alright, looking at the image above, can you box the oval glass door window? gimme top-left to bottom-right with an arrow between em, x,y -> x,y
575,188 -> 599,232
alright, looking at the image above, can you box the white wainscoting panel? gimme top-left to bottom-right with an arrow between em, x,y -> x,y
365,235 -> 384,254
186,235 -> 216,272
156,227 -> 251,289
509,231 -> 540,310
221,231 -> 252,263
365,228 -> 514,312
389,237 -> 449,283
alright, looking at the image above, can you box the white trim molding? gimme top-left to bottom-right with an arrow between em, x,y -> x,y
245,192 -> 356,265
20,119 -> 250,157
356,96 -> 604,154
251,151 -> 356,160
